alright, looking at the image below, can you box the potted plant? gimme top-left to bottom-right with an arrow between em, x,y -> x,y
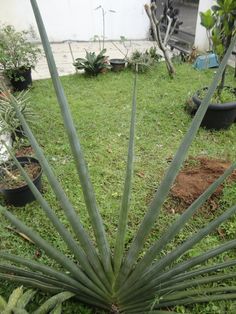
110,36 -> 131,72
192,0 -> 236,130
0,25 -> 41,91
0,156 -> 42,207
0,87 -> 41,207
73,49 -> 110,76
109,58 -> 126,72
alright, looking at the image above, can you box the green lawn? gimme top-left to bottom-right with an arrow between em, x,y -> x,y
1,62 -> 236,313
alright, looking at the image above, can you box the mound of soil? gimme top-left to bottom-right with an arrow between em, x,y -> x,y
171,156 -> 236,207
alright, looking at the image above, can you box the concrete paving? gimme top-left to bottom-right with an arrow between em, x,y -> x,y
32,39 -> 235,81
32,40 -> 159,80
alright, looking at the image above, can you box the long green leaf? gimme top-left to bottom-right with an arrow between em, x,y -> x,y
113,73 -> 137,276
0,264 -> 78,293
141,203 -> 236,287
121,239 -> 236,303
158,259 -> 236,290
154,293 -> 236,308
0,273 -> 109,310
5,91 -> 110,290
0,253 -> 84,290
30,0 -> 113,280
4,145 -> 108,294
119,162 -> 236,292
116,35 -> 236,287
0,207 -> 109,301
159,273 -> 236,296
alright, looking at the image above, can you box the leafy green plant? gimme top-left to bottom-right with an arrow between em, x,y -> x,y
128,50 -> 154,73
73,49 -> 110,76
0,87 -> 34,139
200,0 -> 236,92
197,86 -> 236,104
128,47 -> 161,73
0,25 -> 41,81
0,286 -> 74,313
0,1 -> 236,313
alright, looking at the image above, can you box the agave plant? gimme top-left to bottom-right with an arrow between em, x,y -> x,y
1,0 -> 236,313
73,49 -> 110,76
0,286 -> 74,314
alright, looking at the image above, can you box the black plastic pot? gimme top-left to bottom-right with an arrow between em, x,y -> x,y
110,59 -> 126,72
192,87 -> 236,130
10,68 -> 32,91
0,156 -> 42,207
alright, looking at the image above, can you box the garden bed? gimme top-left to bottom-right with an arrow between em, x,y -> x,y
0,62 -> 236,313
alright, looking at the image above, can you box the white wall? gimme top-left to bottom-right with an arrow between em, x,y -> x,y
0,0 -> 150,42
194,0 -> 214,51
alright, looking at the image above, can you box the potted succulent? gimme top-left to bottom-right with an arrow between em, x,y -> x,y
0,25 -> 41,91
73,49 -> 110,76
192,0 -> 236,130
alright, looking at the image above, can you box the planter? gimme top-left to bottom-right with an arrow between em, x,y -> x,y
10,68 -> 32,91
110,59 -> 126,72
192,87 -> 236,130
0,156 -> 42,207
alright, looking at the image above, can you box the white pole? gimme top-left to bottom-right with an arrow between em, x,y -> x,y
194,0 -> 214,52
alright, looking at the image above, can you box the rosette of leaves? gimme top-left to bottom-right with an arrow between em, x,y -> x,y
0,286 -> 74,313
0,1 -> 236,313
73,49 -> 110,76
0,25 -> 41,81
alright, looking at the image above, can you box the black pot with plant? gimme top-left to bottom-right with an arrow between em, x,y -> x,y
73,49 -> 110,76
0,25 -> 41,91
192,87 -> 236,130
194,0 -> 236,130
0,156 -> 42,207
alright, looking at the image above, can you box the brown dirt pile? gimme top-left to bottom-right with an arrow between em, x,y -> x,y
171,156 -> 236,205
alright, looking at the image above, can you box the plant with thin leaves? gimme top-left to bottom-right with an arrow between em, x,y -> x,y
0,85 -> 34,139
1,1 -> 236,313
0,286 -> 74,313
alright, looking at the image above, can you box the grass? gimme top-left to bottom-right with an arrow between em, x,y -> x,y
0,61 -> 236,313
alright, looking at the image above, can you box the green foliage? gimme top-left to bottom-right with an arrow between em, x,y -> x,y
73,49 -> 110,76
197,86 -> 236,104
0,25 -> 41,80
0,286 -> 74,314
0,87 -> 34,138
200,0 -> 236,92
200,9 -> 216,30
128,47 -> 161,73
128,47 -> 160,73
0,0 -> 236,313
200,0 -> 236,59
